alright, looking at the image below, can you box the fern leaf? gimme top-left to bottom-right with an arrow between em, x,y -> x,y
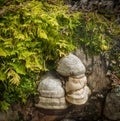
0,70 -> 6,81
8,62 -> 26,75
57,49 -> 66,57
0,48 -> 7,57
18,51 -> 35,59
7,69 -> 20,86
37,28 -> 48,39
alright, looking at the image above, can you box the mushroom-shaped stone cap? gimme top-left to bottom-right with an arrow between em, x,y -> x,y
38,73 -> 65,98
56,54 -> 86,76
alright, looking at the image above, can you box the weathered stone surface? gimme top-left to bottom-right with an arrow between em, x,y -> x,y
74,49 -> 111,92
66,75 -> 87,93
87,61 -> 110,92
104,86 -> 120,120
0,109 -> 18,121
56,53 -> 86,77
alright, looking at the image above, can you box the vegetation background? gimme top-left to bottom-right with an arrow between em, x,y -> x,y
0,0 -> 120,111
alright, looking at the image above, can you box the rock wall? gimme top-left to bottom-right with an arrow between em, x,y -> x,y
61,49 -> 111,121
74,49 -> 111,92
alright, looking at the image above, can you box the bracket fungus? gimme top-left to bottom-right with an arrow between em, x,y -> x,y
35,72 -> 68,110
56,53 -> 86,77
57,53 -> 91,105
36,53 -> 91,111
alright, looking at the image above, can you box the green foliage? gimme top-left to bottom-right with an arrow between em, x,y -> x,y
72,12 -> 119,55
109,40 -> 120,78
0,101 -> 10,111
73,12 -> 120,79
0,0 -> 119,111
0,0 -> 78,111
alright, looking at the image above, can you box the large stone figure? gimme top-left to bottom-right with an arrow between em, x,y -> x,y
57,53 -> 91,105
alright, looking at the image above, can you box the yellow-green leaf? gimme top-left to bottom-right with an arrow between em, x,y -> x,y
37,28 -> 48,39
0,101 -> 10,111
7,69 -> 20,86
0,70 -> 6,81
9,62 -> 26,75
0,48 -> 7,57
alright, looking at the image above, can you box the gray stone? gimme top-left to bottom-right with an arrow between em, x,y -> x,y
74,49 -> 110,92
0,109 -> 18,121
104,86 -> 120,120
56,53 -> 86,77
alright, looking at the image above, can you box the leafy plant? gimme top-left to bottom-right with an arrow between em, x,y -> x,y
0,0 -> 79,111
72,12 -> 118,56
0,0 -> 120,111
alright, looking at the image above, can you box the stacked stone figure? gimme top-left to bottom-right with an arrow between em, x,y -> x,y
57,53 -> 91,105
36,72 -> 68,109
36,53 -> 91,111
